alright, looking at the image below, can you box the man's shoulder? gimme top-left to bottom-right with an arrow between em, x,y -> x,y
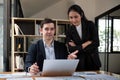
30,39 -> 43,46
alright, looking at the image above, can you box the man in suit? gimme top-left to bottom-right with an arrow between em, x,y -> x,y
25,18 -> 78,75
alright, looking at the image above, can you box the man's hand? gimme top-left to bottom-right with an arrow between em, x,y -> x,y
67,50 -> 79,59
29,62 -> 39,75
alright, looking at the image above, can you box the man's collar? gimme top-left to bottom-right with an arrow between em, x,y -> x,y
43,39 -> 54,47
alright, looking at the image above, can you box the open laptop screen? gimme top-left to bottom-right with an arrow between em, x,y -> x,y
41,59 -> 79,76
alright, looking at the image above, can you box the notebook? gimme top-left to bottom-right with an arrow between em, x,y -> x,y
41,59 -> 79,76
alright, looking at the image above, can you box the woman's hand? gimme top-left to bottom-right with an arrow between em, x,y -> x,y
82,41 -> 92,49
29,62 -> 39,75
68,40 -> 76,46
67,50 -> 79,59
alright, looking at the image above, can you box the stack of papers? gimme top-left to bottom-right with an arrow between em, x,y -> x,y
73,71 -> 97,76
73,72 -> 120,80
84,74 -> 119,80
0,72 -> 31,78
0,74 -> 12,78
7,78 -> 33,80
35,77 -> 84,80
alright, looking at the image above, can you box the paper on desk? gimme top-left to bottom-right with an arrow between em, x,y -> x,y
0,72 -> 31,78
73,71 -> 97,76
35,76 -> 85,80
11,72 -> 30,77
73,72 -> 119,80
84,74 -> 120,80
0,74 -> 12,78
6,78 -> 33,80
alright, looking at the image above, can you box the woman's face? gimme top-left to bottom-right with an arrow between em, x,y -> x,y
68,10 -> 82,26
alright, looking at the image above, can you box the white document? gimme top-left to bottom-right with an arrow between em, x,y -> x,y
35,76 -> 85,80
42,59 -> 79,76
35,24 -> 40,35
15,56 -> 24,69
14,24 -> 20,35
0,72 -> 31,78
84,74 -> 120,80
14,23 -> 24,35
73,71 -> 97,76
0,74 -> 12,78
73,72 -> 119,80
7,78 -> 33,80
11,72 -> 31,77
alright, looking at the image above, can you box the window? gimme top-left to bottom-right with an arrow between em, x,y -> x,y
98,18 -> 120,53
113,19 -> 120,52
98,18 -> 112,52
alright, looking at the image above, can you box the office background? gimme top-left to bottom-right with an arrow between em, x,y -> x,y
0,0 -> 120,73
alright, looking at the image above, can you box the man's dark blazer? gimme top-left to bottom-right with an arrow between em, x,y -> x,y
66,20 -> 101,71
25,39 -> 68,72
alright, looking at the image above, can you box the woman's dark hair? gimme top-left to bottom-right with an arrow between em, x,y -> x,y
40,18 -> 56,28
68,4 -> 88,21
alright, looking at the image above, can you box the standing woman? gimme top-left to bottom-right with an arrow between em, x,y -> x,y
66,4 -> 101,71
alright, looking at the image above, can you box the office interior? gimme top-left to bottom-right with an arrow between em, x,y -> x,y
0,0 -> 120,74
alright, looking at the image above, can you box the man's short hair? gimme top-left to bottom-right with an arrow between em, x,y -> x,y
40,18 -> 56,28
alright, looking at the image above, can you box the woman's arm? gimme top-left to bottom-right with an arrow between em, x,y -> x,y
82,41 -> 92,49
83,21 -> 99,52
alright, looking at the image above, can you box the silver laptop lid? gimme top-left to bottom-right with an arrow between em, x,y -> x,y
41,59 -> 79,76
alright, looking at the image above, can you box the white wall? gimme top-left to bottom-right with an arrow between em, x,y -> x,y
95,0 -> 120,16
31,0 -> 96,20
99,53 -> 120,74
31,0 -> 120,21
109,54 -> 120,74
31,0 -> 74,19
68,0 -> 120,20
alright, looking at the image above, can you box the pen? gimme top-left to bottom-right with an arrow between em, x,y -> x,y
33,62 -> 40,75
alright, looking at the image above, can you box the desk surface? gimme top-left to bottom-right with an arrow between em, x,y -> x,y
0,71 -> 120,80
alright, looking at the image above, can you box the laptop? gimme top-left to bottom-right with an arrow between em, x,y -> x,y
41,59 -> 79,76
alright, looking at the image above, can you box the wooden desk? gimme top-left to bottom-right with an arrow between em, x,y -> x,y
0,71 -> 120,80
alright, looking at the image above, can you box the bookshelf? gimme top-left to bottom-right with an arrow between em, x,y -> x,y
11,17 -> 70,72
